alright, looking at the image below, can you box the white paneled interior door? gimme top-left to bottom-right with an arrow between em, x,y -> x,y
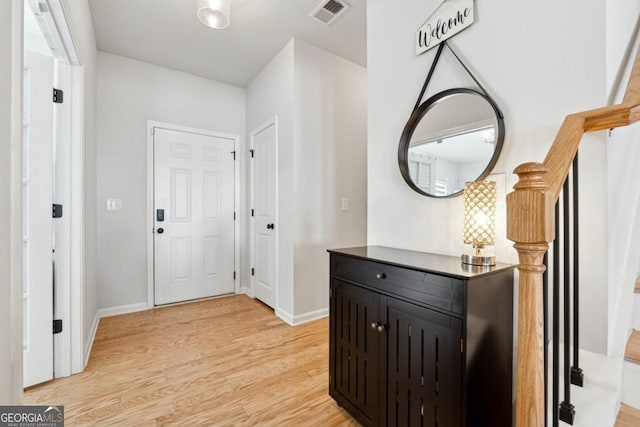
154,128 -> 235,305
23,51 -> 54,388
250,120 -> 277,308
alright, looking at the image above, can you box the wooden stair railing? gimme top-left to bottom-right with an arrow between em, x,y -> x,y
507,46 -> 640,427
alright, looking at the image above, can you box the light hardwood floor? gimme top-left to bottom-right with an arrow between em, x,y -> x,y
615,404 -> 640,427
24,295 -> 357,426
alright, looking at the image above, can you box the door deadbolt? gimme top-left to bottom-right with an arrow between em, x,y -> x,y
267,223 -> 275,230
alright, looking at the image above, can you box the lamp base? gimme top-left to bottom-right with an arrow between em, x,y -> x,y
461,253 -> 496,266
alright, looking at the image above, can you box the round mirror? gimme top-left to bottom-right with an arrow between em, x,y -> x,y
398,88 -> 505,198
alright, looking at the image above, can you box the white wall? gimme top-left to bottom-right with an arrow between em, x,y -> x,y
606,0 -> 640,98
61,0 -> 99,369
0,0 -> 24,404
607,119 -> 640,357
606,4 -> 640,356
292,39 -> 367,318
246,39 -> 368,322
96,52 -> 246,309
246,40 -> 296,316
367,0 -> 610,353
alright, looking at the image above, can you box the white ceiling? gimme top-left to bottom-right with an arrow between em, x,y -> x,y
88,0 -> 367,88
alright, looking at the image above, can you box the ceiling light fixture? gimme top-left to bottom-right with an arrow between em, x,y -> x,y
197,0 -> 230,29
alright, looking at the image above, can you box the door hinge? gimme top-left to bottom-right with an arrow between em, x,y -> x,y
53,88 -> 63,103
52,204 -> 63,218
251,209 -> 254,217
329,288 -> 333,297
460,338 -> 464,353
249,149 -> 254,158
251,268 -> 255,276
233,211 -> 236,220
233,271 -> 237,280
329,374 -> 332,385
231,151 -> 236,160
150,127 -> 155,136
53,319 -> 63,334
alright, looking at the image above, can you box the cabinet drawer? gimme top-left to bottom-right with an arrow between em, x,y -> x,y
331,254 -> 464,315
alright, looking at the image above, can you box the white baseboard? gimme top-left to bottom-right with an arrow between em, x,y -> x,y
292,307 -> 329,325
276,307 -> 328,326
97,302 -> 148,319
275,307 -> 294,325
84,311 -> 99,368
241,287 -> 254,298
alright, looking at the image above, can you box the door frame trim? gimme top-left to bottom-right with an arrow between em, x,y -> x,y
22,0 -> 85,381
146,120 -> 241,308
68,64 -> 85,374
248,116 -> 279,309
51,61 -> 86,378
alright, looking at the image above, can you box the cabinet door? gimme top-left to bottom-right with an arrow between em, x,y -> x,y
387,298 -> 463,427
330,279 -> 383,426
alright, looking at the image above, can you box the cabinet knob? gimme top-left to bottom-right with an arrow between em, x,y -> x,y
377,324 -> 387,333
370,322 -> 378,330
376,273 -> 386,279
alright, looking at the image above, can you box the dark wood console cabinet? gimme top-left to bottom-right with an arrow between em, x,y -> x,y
328,246 -> 514,427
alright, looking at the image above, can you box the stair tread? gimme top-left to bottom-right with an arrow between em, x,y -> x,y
615,404 -> 640,427
624,330 -> 640,363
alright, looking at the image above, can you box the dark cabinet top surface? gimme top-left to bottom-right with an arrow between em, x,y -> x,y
328,245 -> 514,280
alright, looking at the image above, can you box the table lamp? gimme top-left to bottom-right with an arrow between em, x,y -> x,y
461,180 -> 496,266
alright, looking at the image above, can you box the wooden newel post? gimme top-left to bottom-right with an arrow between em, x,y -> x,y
507,162 -> 555,427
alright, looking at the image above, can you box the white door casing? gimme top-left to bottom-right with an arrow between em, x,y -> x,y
20,0 -> 85,382
153,127 -> 236,305
23,51 -> 54,388
250,118 -> 278,308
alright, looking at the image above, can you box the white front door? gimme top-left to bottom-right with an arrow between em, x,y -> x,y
250,120 -> 277,308
153,128 -> 235,305
23,51 -> 54,387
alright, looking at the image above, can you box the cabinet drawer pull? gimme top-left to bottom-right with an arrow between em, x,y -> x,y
376,273 -> 386,279
370,322 -> 386,332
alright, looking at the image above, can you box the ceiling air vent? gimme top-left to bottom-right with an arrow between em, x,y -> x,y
310,0 -> 350,26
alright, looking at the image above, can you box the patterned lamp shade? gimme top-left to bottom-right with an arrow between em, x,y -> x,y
463,181 -> 496,247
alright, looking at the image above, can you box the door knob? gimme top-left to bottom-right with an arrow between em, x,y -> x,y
267,223 -> 275,230
377,324 -> 387,333
157,227 -> 164,234
370,322 -> 378,330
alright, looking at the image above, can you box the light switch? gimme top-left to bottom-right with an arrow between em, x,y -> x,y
341,198 -> 349,212
106,198 -> 122,211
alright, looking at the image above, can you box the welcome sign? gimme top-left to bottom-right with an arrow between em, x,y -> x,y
416,0 -> 474,55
